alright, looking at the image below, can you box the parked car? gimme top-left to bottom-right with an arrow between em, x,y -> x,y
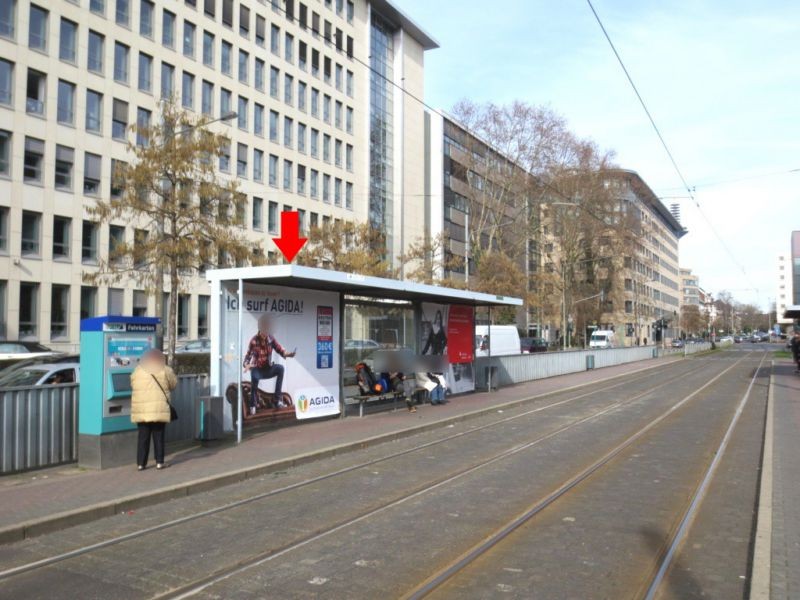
0,362 -> 80,387
719,336 -> 734,343
671,339 -> 685,349
175,338 -> 211,353
344,339 -> 381,351
0,341 -> 58,371
520,337 -> 549,353
734,336 -> 743,343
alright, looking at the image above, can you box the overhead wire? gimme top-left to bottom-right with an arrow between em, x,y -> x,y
584,0 -> 759,295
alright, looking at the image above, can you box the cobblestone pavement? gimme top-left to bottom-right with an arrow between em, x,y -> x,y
0,350 -> 781,599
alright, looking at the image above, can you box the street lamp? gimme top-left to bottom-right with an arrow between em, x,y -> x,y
153,110 -> 238,350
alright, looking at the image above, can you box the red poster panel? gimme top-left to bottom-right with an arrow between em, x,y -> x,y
447,305 -> 474,363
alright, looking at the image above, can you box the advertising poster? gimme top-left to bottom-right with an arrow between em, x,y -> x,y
420,303 -> 475,395
221,284 -> 340,426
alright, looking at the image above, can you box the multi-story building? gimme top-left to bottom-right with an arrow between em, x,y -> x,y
604,170 -> 685,347
680,268 -> 700,307
0,0 -> 437,349
698,286 -> 715,335
777,230 -> 800,332
425,110 -> 537,331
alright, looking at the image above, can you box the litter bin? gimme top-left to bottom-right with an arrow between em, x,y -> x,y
485,365 -> 499,391
586,355 -> 595,370
195,396 -> 224,441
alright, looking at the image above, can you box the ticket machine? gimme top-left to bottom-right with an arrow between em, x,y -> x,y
78,316 -> 160,468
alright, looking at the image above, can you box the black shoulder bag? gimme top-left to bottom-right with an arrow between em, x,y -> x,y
151,373 -> 178,422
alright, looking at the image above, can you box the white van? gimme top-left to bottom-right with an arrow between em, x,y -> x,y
589,330 -> 616,349
475,325 -> 521,357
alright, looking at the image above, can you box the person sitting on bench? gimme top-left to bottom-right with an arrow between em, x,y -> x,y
243,315 -> 296,415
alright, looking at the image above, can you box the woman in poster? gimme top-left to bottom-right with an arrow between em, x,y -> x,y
422,310 -> 448,356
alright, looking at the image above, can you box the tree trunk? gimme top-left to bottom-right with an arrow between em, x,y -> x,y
167,264 -> 179,367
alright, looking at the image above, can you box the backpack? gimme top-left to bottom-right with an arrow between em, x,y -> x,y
355,362 -> 383,395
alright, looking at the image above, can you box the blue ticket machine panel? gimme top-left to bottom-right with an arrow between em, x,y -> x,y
79,316 -> 160,435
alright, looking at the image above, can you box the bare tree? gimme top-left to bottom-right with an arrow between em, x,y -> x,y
85,99 -> 259,364
297,220 -> 393,277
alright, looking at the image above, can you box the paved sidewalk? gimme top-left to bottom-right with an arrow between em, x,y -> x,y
765,359 -> 800,600
0,356 -> 679,543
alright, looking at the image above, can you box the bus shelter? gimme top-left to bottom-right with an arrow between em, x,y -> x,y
207,265 -> 522,443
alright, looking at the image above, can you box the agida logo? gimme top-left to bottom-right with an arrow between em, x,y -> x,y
294,387 -> 340,419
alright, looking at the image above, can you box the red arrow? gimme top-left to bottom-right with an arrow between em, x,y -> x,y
272,211 -> 307,263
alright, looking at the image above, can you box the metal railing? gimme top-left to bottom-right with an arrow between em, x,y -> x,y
0,374 -> 208,474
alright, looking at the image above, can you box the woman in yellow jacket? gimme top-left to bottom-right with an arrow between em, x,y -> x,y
131,349 -> 177,470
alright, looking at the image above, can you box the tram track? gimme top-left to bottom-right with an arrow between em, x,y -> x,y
402,351 -> 769,600
0,357 -> 719,594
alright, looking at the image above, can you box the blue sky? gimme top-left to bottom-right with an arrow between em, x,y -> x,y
396,0 -> 800,311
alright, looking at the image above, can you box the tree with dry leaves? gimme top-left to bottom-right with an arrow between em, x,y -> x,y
84,99 -> 260,363
297,220 -> 394,277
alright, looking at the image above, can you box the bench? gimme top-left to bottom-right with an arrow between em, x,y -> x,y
343,376 -> 428,417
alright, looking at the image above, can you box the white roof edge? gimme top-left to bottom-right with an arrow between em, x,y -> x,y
206,264 -> 523,307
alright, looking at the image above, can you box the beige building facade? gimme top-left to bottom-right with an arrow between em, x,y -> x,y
0,0 -> 436,350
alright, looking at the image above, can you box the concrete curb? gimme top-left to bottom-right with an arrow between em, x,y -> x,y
0,356 -> 682,545
749,361 -> 775,599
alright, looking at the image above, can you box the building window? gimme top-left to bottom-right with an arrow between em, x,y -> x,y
219,139 -> 230,171
269,110 -> 278,142
140,0 -> 154,37
252,196 -> 263,229
221,0 -> 232,25
322,174 -> 330,203
113,42 -> 129,83
285,32 -> 294,63
28,4 -> 47,51
625,300 -> 633,314
238,49 -> 250,85
112,99 -> 128,139
345,181 -> 352,210
21,210 -> 41,255
255,15 -> 265,46
183,20 -> 195,57
54,145 -> 74,190
346,70 -> 354,97
0,0 -> 15,38
268,154 -> 278,186
201,80 -> 213,116
87,30 -> 104,73
270,66 -> 279,98
132,290 -> 148,316
136,107 -> 151,147
110,159 -> 125,197
238,3 -> 249,36
25,68 -> 46,115
19,282 -> 39,338
182,71 -> 195,109
323,134 -> 330,162
50,284 -> 69,339
108,287 -> 124,315
84,153 -> 101,195
335,64 -> 342,91
138,52 -> 153,92
162,9 -> 175,48
253,149 -> 263,182
0,206 -> 8,251
334,177 -> 341,206
237,95 -> 247,129
335,100 -> 342,128
297,122 -> 306,153
177,294 -> 190,338
198,295 -> 209,337
0,59 -> 12,105
202,30 -> 214,66
115,0 -> 129,26
108,224 -> 125,265
23,137 -> 44,183
220,87 -> 231,119
161,62 -> 174,98
310,169 -> 318,199
270,23 -> 279,54
346,106 -> 353,134
82,220 -> 98,262
0,280 -> 5,338
310,88 -> 319,116
52,216 -> 71,258
284,74 -> 293,105
236,142 -> 247,177
268,200 -> 278,233
310,128 -> 318,157
221,40 -> 232,74
323,94 -> 331,122
254,58 -> 264,91
0,129 -> 9,176
283,159 -> 292,190
334,139 -> 342,167
80,286 -> 96,319
297,165 -> 306,195
57,80 -> 75,124
59,18 -> 77,62
299,40 -> 307,70
254,103 -> 264,135
85,89 -> 102,132
284,116 -> 293,147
